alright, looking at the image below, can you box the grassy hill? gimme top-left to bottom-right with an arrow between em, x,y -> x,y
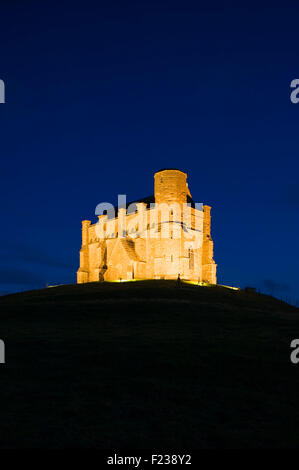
0,280 -> 299,448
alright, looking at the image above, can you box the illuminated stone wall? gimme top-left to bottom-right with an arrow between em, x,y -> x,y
77,169 -> 217,284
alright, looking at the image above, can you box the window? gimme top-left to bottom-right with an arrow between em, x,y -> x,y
188,248 -> 194,270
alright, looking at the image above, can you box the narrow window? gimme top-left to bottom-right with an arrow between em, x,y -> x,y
188,248 -> 194,270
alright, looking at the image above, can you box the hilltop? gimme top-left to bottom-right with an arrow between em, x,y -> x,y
0,280 -> 298,448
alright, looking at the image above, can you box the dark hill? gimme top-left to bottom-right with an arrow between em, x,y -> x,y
0,280 -> 298,448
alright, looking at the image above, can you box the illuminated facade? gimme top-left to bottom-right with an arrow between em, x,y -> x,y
77,169 -> 217,284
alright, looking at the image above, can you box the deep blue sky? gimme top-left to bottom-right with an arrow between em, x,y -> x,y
0,1 -> 298,302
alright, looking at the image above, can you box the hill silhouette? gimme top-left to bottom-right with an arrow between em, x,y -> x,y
0,280 -> 298,448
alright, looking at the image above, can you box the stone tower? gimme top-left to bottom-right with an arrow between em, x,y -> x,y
154,168 -> 190,204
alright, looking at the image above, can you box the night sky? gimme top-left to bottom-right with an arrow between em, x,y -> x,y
0,1 -> 298,303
